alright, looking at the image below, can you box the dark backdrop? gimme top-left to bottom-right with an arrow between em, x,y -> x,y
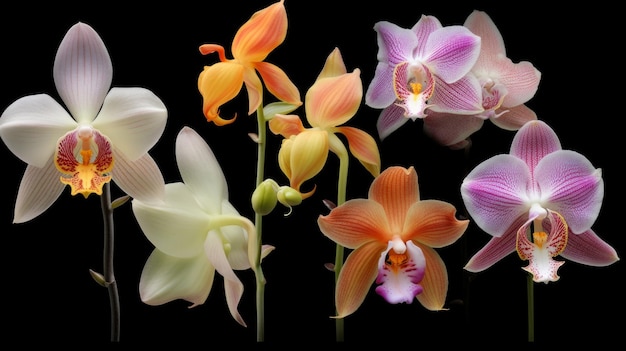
2,1 -> 622,346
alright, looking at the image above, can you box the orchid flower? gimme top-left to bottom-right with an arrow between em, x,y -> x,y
365,15 -> 482,140
0,22 -> 167,223
423,10 -> 542,149
131,126 -> 274,327
318,166 -> 468,318
197,0 -> 301,126
269,47 -> 381,198
461,120 -> 618,282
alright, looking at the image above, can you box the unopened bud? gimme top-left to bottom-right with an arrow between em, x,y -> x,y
251,179 -> 278,215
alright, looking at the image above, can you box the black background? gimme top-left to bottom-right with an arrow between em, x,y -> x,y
2,1 -> 622,346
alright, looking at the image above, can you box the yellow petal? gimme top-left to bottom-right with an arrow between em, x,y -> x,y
198,62 -> 244,125
287,130 -> 329,198
306,69 -> 362,129
231,0 -> 287,62
316,47 -> 347,80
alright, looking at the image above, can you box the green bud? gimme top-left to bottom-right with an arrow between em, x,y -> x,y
277,186 -> 302,207
251,179 -> 278,215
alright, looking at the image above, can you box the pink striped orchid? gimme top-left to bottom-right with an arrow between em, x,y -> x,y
461,120 -> 618,282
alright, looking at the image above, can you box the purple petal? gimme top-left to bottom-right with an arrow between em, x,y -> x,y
373,21 -> 417,65
422,26 -> 481,83
423,111 -> 484,148
428,74 -> 483,114
509,120 -> 561,171
560,229 -> 619,266
376,104 -> 410,140
464,220 -> 522,272
375,241 -> 425,304
461,154 -> 530,237
535,150 -> 604,234
365,63 -> 396,108
411,15 -> 443,58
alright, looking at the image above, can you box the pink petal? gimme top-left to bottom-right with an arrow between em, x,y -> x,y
376,104 -> 410,140
464,219 -> 522,272
423,26 -> 481,83
509,120 -> 562,172
423,111 -> 485,148
560,229 -> 619,267
375,241 -> 425,304
490,104 -> 537,131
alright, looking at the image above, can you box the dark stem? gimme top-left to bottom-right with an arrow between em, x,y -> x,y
101,182 -> 120,342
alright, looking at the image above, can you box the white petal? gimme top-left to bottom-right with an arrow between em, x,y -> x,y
175,127 -> 227,213
132,183 -> 209,258
53,22 -> 112,124
111,150 -> 165,203
139,248 -> 215,307
92,87 -> 167,161
13,161 -> 66,223
0,94 -> 77,167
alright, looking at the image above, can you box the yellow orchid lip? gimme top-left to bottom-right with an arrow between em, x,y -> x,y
55,126 -> 113,198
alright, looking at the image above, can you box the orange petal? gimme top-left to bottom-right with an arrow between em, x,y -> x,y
254,61 -> 301,106
368,166 -> 420,234
317,199 -> 391,248
316,47 -> 347,80
242,67 -> 263,115
287,130 -> 329,198
336,126 -> 380,177
306,69 -> 362,129
414,245 -> 449,311
231,0 -> 287,62
198,62 -> 244,125
403,200 -> 469,247
334,240 -> 384,319
268,113 -> 306,138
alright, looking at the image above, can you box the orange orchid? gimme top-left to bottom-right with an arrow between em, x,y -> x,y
269,47 -> 380,198
317,166 -> 468,318
197,0 -> 301,126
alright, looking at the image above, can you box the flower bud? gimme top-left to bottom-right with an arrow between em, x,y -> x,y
277,186 -> 302,207
251,179 -> 278,215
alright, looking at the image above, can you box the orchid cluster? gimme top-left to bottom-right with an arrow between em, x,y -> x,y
0,0 -> 618,344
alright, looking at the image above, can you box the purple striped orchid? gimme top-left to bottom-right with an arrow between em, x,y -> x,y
365,15 -> 483,141
461,120 -> 618,283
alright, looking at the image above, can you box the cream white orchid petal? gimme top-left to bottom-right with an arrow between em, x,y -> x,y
92,87 -> 167,161
139,248 -> 215,307
53,22 -> 112,124
132,183 -> 210,258
110,150 -> 165,203
0,94 -> 77,167
220,201 -> 253,270
175,126 -> 228,214
205,231 -> 246,327
13,161 -> 67,223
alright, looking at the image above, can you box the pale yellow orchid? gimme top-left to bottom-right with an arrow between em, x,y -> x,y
269,48 -> 381,198
197,0 -> 301,126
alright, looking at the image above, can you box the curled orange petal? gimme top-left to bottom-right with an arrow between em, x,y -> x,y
306,69 -> 362,129
268,113 -> 306,138
336,126 -> 380,177
254,61 -> 301,107
198,62 -> 244,125
231,0 -> 287,62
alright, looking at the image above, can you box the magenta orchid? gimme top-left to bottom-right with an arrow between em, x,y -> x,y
365,14 -> 482,140
461,120 -> 618,282
423,10 -> 542,149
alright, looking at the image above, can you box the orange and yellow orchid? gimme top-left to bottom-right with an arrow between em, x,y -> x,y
317,166 -> 468,318
269,48 -> 380,198
197,0 -> 301,126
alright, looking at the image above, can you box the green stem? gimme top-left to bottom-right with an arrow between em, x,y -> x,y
526,272 -> 535,343
100,182 -> 120,342
254,106 -> 267,342
333,141 -> 349,342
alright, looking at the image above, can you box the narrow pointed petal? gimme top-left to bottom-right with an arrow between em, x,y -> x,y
461,154 -> 530,237
242,66 -> 264,115
231,0 -> 287,62
375,240 -> 425,304
334,240 -> 384,318
132,183 -> 209,258
198,62 -> 244,125
415,245 -> 448,310
53,22 -> 112,124
268,113 -> 306,138
560,229 -> 620,266
376,104 -> 410,140
175,127 -> 227,214
111,150 -> 165,204
91,87 -> 167,161
306,70 -> 362,129
490,104 -> 537,131
0,94 -> 77,167
365,63 -> 396,108
336,126 -> 381,177
464,221 -> 521,272
369,166 -> 420,233
205,232 -> 246,327
318,199 -> 391,248
404,200 -> 469,247
254,61 -> 301,106
139,249 -> 214,307
423,26 -> 481,83
13,161 -> 66,223
317,47 -> 347,80
509,120 -> 562,168
423,111 -> 485,148
535,150 -> 603,234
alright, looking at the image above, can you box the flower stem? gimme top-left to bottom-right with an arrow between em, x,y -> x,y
254,106 -> 268,342
334,141 -> 349,342
526,273 -> 535,343
100,182 -> 120,342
